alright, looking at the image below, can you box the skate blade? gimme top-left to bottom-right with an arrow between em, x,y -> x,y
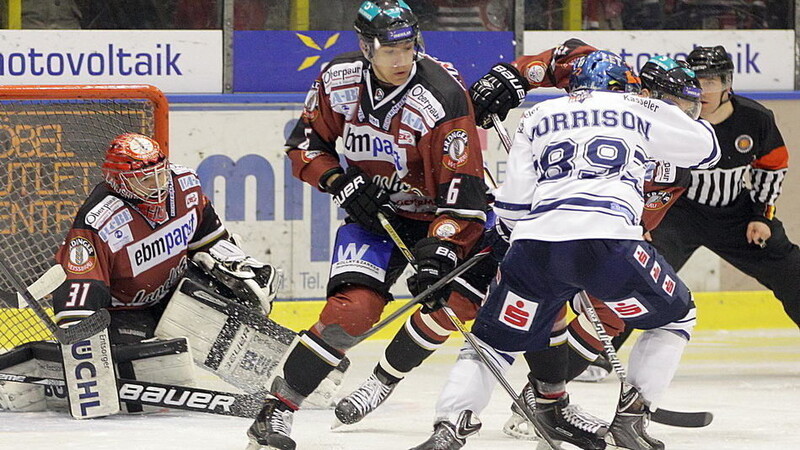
245,441 -> 291,450
330,417 -> 347,430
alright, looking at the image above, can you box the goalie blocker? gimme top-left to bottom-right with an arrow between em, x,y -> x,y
155,277 -> 349,408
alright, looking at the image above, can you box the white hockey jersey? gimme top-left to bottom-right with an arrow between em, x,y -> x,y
494,91 -> 720,242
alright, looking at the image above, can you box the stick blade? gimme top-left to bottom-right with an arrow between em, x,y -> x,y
55,309 -> 112,345
17,265 -> 67,307
651,408 -> 713,428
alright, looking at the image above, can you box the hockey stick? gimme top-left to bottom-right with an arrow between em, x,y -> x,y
0,262 -> 111,346
328,242 -> 491,347
0,371 -> 265,418
490,114 -> 712,429
379,215 -> 563,450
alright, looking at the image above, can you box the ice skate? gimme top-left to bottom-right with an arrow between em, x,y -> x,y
502,382 -> 538,440
333,372 -> 397,426
410,410 -> 482,450
607,386 -> 664,450
534,389 -> 609,450
246,398 -> 296,450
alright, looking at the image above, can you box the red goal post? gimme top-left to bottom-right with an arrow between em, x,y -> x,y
0,84 -> 169,350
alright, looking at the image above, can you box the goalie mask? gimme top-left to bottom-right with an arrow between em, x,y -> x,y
102,133 -> 171,223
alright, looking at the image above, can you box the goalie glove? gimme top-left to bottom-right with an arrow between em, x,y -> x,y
192,239 -> 278,315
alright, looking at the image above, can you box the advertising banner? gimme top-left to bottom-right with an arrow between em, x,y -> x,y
524,30 -> 795,91
234,30 -> 514,92
0,30 -> 222,93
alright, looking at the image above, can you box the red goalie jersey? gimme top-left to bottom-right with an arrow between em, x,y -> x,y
52,165 -> 226,326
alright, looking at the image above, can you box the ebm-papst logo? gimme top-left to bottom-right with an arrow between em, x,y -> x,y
343,124 -> 408,177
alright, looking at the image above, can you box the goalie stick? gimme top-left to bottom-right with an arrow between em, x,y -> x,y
491,114 -> 712,429
0,263 -> 111,346
0,371 -> 266,418
379,214 -> 563,450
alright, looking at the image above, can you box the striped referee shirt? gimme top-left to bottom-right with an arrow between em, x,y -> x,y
684,95 -> 788,215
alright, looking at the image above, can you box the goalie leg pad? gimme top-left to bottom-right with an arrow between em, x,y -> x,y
0,347 -> 46,412
61,328 -> 121,419
114,338 -> 195,414
155,278 -> 349,407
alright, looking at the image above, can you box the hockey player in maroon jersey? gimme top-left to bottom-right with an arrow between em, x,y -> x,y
52,133 -> 278,343
245,1 -> 487,449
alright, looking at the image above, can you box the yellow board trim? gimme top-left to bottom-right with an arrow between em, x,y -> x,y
270,290 -> 797,335
1,291 -> 793,351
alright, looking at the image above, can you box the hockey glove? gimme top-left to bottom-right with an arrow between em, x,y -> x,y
483,218 -> 513,262
407,237 -> 459,313
470,63 -> 530,129
327,166 -> 394,235
192,239 -> 279,315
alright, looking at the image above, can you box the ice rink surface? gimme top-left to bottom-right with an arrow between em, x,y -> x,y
1,329 -> 798,450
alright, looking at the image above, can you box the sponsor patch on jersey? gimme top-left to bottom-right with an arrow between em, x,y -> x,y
633,245 -> 650,267
405,84 -> 445,127
170,164 -> 195,176
106,224 -> 134,253
66,237 -> 96,274
331,86 -> 359,106
735,134 -> 754,153
401,109 -> 427,133
442,129 -> 469,171
302,81 -> 320,121
525,61 -> 547,86
177,174 -> 201,191
398,129 -> 415,146
662,275 -> 676,296
85,196 -> 124,229
342,124 -> 408,177
644,190 -> 673,210
127,210 -> 198,276
300,150 -> 323,163
98,210 -> 133,242
498,290 -> 538,332
185,192 -> 199,208
322,61 -> 364,91
606,297 -> 649,319
433,219 -> 460,238
650,261 -> 662,283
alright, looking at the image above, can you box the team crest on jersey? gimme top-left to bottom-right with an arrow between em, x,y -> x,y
433,219 -> 460,238
644,191 -> 672,210
443,129 -> 469,171
662,275 -> 676,296
185,192 -> 200,208
498,291 -> 538,331
302,81 -> 320,121
606,297 -> 649,319
735,134 -> 754,153
85,196 -> 124,229
525,61 -> 547,86
66,237 -> 96,274
633,245 -> 650,267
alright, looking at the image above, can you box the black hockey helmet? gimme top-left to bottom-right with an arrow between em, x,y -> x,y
640,56 -> 701,102
354,1 -> 421,48
686,45 -> 734,79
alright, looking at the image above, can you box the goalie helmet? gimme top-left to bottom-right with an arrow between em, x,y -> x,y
354,0 -> 423,57
569,50 -> 641,94
686,45 -> 734,80
102,133 -> 170,223
641,55 -> 702,119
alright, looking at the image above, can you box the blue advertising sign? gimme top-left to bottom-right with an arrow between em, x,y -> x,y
234,30 -> 514,92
